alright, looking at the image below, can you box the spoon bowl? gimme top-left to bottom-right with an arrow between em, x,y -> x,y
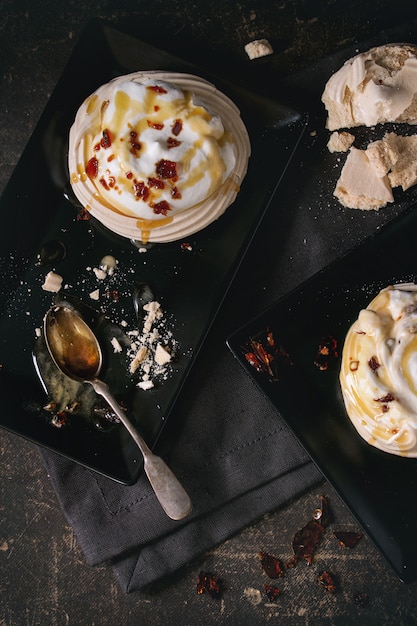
43,305 -> 192,521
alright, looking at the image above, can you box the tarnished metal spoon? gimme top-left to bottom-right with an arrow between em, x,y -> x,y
43,304 -> 192,521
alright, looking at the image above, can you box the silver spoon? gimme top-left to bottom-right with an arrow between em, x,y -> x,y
43,304 -> 192,521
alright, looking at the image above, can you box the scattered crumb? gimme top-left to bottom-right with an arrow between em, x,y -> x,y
89,289 -> 100,301
126,300 -> 177,389
110,337 -> 122,353
154,343 -> 172,366
129,345 -> 148,373
93,267 -> 107,280
41,271 -> 63,293
138,380 -> 154,390
244,39 -> 273,60
327,131 -> 355,153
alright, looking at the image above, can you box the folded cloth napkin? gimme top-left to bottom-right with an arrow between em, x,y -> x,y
40,341 -> 322,593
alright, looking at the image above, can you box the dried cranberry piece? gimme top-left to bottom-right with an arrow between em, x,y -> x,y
286,496 -> 331,568
243,328 -> 293,381
133,180 -> 150,201
148,177 -> 165,189
86,157 -> 98,179
152,200 -> 171,215
156,159 -> 177,179
368,356 -> 380,372
314,335 -> 338,370
76,207 -> 90,221
100,128 -> 113,149
264,584 -> 282,602
147,120 -> 164,130
147,85 -> 168,94
258,552 -> 284,578
333,531 -> 363,548
317,571 -> 337,593
196,571 -> 222,598
167,136 -> 181,149
172,119 -> 183,135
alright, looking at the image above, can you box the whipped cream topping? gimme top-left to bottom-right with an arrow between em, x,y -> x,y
322,44 -> 417,129
340,284 -> 417,457
68,72 -> 250,243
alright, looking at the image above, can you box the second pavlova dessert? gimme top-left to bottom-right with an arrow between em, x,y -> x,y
68,71 -> 250,243
340,283 -> 417,457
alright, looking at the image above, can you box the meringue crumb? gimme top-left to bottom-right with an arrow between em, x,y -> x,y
327,131 -> 355,153
93,267 -> 107,280
244,39 -> 273,60
155,344 -> 172,366
129,345 -> 148,373
138,380 -> 154,391
89,289 -> 100,301
41,271 -> 63,293
111,337 -> 122,353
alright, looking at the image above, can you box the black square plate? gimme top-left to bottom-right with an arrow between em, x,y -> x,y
0,22 -> 306,484
228,22 -> 417,584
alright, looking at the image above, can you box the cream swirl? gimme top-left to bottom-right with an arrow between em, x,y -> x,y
68,71 -> 250,243
340,284 -> 417,456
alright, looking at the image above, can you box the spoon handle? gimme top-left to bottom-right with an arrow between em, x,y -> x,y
90,379 -> 192,521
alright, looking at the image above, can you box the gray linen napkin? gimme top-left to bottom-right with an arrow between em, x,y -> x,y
40,344 -> 322,593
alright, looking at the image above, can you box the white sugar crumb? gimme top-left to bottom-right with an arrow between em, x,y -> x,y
155,343 -> 172,366
89,289 -> 100,301
138,380 -> 154,390
244,39 -> 273,60
93,267 -> 107,280
111,337 -> 122,353
42,271 -> 63,293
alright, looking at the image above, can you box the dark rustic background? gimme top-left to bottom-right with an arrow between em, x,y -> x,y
2,1 -> 417,624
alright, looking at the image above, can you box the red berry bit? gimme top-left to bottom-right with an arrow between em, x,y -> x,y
258,551 -> 284,578
264,585 -> 282,602
86,157 -> 98,179
196,571 -> 222,599
156,159 -> 178,180
317,570 -> 337,593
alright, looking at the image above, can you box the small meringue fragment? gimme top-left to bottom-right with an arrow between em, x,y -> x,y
110,337 -> 123,353
41,271 -> 63,293
244,39 -> 274,60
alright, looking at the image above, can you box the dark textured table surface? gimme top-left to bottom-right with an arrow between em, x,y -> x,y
2,1 -> 417,624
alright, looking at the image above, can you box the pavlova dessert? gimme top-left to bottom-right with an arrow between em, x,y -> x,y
68,71 -> 250,243
340,283 -> 417,457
